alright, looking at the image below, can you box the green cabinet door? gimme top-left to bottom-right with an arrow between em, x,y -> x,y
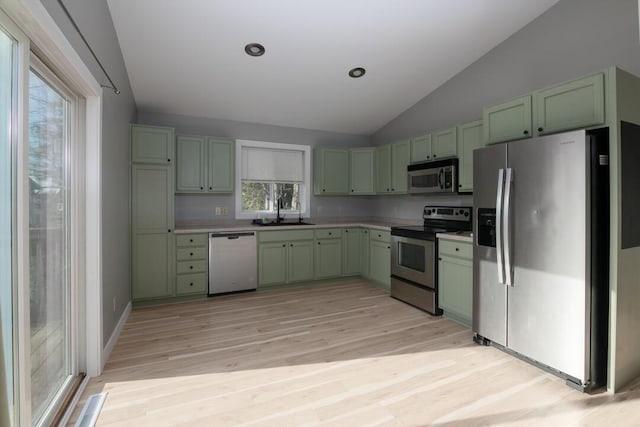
369,240 -> 390,287
288,240 -> 314,282
176,135 -> 206,193
314,147 -> 349,195
132,164 -> 174,233
410,134 -> 432,163
132,233 -> 174,299
535,72 -> 604,136
259,242 -> 287,286
432,127 -> 457,159
361,229 -> 370,278
391,139 -> 410,193
375,145 -> 391,193
208,138 -> 234,193
457,120 -> 484,192
315,239 -> 342,279
342,228 -> 362,276
350,148 -> 375,195
131,125 -> 175,164
438,255 -> 473,327
483,95 -> 532,144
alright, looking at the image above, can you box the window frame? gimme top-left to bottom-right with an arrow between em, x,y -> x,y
235,139 -> 311,220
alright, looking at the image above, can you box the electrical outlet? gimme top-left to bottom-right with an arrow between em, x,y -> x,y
112,297 -> 116,312
222,207 -> 228,216
215,207 -> 221,215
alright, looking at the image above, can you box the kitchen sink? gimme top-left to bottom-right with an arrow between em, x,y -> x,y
258,221 -> 315,227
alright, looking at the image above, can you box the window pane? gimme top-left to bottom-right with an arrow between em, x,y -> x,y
28,70 -> 71,423
241,182 -> 269,211
274,183 -> 300,211
0,27 -> 15,427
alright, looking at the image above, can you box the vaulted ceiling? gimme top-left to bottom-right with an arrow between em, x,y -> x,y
107,0 -> 560,135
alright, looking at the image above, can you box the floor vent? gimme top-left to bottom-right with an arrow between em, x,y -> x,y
74,392 -> 108,427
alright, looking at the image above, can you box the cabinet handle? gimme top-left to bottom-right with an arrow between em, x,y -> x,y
523,130 -> 529,135
426,155 -> 430,159
455,247 -> 459,251
378,234 -> 381,238
433,154 -> 437,158
167,158 -> 171,162
189,265 -> 193,270
391,188 -> 395,191
364,231 -> 368,234
351,189 -> 354,192
189,239 -> 193,242
190,252 -> 194,256
387,246 -> 390,249
318,242 -> 321,245
323,189 -> 326,192
345,230 -> 348,233
209,186 -> 213,190
458,184 -> 462,188
282,244 -> 286,247
438,257 -> 442,261
200,187 -> 204,190
168,229 -> 171,233
189,282 -> 194,286
290,244 -> 293,247
328,232 -> 332,235
538,127 -> 543,132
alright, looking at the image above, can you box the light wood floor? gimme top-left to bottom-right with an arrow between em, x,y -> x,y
68,280 -> 640,426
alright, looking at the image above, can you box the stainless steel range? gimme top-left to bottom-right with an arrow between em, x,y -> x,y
390,206 -> 472,315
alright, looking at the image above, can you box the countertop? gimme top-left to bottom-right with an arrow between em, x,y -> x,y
174,217 -> 422,234
436,231 -> 474,243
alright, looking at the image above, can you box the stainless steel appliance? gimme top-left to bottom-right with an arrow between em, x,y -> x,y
208,231 -> 257,295
473,128 -> 610,391
408,158 -> 458,194
391,206 -> 472,314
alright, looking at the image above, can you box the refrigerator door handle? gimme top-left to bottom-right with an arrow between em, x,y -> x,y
503,168 -> 514,286
496,168 -> 505,285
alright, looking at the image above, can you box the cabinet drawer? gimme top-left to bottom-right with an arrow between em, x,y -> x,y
315,228 -> 341,239
259,229 -> 315,243
369,230 -> 390,243
176,234 -> 208,247
176,260 -> 207,274
176,247 -> 207,261
439,239 -> 472,260
176,273 -> 208,295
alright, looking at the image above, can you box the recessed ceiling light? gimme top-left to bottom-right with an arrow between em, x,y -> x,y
245,43 -> 265,57
348,67 -> 366,78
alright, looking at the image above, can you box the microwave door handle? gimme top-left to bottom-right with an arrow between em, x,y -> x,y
496,169 -> 505,285
438,169 -> 444,189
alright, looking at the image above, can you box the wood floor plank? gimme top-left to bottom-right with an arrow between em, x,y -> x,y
67,280 -> 640,426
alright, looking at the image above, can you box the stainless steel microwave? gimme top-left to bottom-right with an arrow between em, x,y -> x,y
407,158 -> 458,194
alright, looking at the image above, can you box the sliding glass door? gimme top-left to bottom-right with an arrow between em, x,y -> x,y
0,26 -> 16,427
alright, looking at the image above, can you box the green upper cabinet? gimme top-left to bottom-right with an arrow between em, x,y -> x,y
314,147 -> 349,195
376,144 -> 391,193
390,139 -> 410,193
208,138 -> 234,192
132,164 -> 174,232
131,125 -> 175,164
431,127 -> 457,159
410,134 -> 432,163
176,136 -> 234,193
534,72 -> 605,136
350,148 -> 376,195
483,95 -> 532,144
176,135 -> 206,192
342,228 -> 362,276
457,120 -> 484,193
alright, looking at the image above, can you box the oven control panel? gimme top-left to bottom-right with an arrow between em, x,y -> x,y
423,206 -> 471,222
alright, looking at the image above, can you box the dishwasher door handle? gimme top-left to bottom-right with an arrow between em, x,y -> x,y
210,232 -> 255,239
227,236 -> 239,240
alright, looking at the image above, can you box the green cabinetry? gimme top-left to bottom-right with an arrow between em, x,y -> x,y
456,120 -> 484,192
342,228 -> 362,276
314,147 -> 349,195
349,148 -> 376,195
534,72 -> 604,135
410,134 -> 432,163
377,140 -> 409,194
368,230 -> 391,287
176,136 -> 234,193
438,238 -> 473,327
258,230 -> 314,286
175,234 -> 208,295
484,95 -> 532,144
131,125 -> 175,302
431,127 -> 457,159
315,228 -> 342,279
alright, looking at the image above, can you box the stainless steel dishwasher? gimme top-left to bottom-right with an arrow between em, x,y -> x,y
208,231 -> 257,295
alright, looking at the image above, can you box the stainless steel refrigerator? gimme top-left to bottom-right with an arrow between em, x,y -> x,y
473,129 -> 609,391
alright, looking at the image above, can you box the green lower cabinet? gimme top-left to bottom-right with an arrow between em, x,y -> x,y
315,239 -> 342,279
361,229 -> 370,278
288,240 -> 315,282
342,228 -> 362,276
369,239 -> 390,287
259,242 -> 288,286
132,232 -> 174,300
438,239 -> 473,327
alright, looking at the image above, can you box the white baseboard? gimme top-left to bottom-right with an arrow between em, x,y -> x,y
102,301 -> 131,369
